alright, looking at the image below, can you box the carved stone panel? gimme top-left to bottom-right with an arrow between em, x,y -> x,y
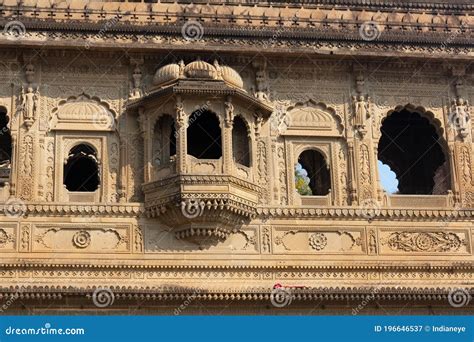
145,224 -> 259,253
272,226 -> 365,254
379,228 -> 470,255
0,224 -> 17,252
32,224 -> 131,253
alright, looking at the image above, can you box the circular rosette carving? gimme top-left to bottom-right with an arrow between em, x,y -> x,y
309,233 -> 327,251
72,230 -> 91,248
414,233 -> 434,251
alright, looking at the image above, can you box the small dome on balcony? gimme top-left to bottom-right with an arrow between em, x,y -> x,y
220,65 -> 244,88
149,59 -> 245,90
153,63 -> 181,86
184,60 -> 217,79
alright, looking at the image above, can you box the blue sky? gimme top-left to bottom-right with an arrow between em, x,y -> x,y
296,161 -> 399,194
378,160 -> 398,193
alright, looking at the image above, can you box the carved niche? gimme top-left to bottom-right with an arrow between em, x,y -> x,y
282,100 -> 344,137
49,94 -> 116,132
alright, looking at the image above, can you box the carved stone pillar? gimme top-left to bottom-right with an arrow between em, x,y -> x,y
137,107 -> 149,182
9,134 -> 17,197
455,142 -> 474,207
223,96 -> 234,174
447,143 -> 460,203
346,140 -> 357,204
349,72 -> 379,204
175,96 -> 187,174
373,145 -> 383,201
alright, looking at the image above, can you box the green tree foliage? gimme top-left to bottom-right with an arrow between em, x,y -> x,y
295,167 -> 312,196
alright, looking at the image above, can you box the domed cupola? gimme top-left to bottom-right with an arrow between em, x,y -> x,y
153,63 -> 181,86
148,59 -> 247,91
184,59 -> 216,79
220,65 -> 244,88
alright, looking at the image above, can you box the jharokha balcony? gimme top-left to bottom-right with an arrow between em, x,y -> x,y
128,59 -> 272,247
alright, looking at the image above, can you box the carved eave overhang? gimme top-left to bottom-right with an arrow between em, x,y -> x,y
128,79 -> 273,117
0,3 -> 471,60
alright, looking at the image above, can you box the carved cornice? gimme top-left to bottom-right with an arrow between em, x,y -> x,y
128,80 -> 273,115
0,202 -> 471,219
0,32 -> 471,61
257,207 -> 474,220
0,261 -> 472,270
0,286 -> 472,303
2,0 -> 473,12
0,202 -> 144,217
144,174 -> 262,193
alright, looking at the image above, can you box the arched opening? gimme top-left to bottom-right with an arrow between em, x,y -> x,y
0,109 -> 12,165
295,149 -> 331,196
378,108 -> 450,194
187,110 -> 222,159
232,116 -> 250,167
0,108 -> 12,185
64,144 -> 99,192
153,115 -> 176,167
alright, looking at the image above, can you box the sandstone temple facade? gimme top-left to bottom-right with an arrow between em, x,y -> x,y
0,0 -> 472,314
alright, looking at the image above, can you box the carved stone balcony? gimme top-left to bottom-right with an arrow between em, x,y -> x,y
128,59 -> 271,247
143,174 -> 261,247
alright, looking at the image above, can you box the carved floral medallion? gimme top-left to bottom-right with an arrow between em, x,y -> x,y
309,233 -> 328,251
72,231 -> 91,248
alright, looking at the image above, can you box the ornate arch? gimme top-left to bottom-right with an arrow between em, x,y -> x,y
64,140 -> 101,164
233,114 -> 252,136
151,113 -> 175,131
189,107 -> 222,126
294,145 -> 331,167
382,103 -> 446,147
378,104 -> 451,194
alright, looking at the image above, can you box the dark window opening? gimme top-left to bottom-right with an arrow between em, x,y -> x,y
64,144 -> 99,192
232,116 -> 250,167
378,109 -> 449,194
296,150 -> 331,196
0,109 -> 12,185
187,110 -> 222,159
0,110 -> 12,165
153,115 -> 176,167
